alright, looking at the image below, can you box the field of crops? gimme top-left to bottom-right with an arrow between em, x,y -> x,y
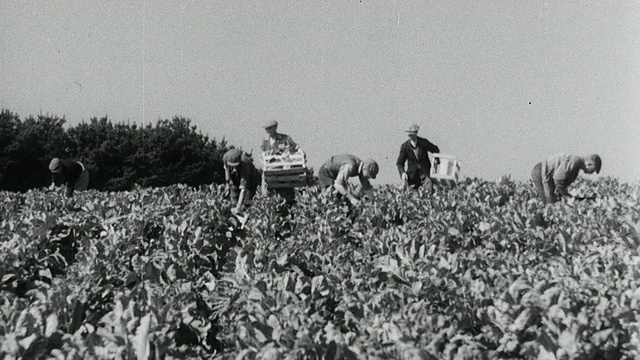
1,177 -> 640,359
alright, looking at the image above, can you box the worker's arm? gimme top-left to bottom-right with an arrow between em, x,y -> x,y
543,184 -> 556,203
223,164 -> 231,195
49,177 -> 56,190
65,184 -> 74,198
234,165 -> 252,212
554,178 -> 572,199
542,163 -> 557,203
426,140 -> 440,166
64,171 -> 79,198
235,189 -> 247,213
358,174 -> 374,200
426,140 -> 440,154
334,164 -> 359,205
285,135 -> 298,152
396,146 -> 407,179
553,164 -> 575,200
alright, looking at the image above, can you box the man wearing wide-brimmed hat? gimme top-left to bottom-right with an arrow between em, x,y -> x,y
48,158 -> 90,197
396,124 -> 440,192
531,153 -> 602,204
223,149 -> 260,213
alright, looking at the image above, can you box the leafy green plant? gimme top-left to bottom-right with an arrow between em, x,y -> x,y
1,178 -> 639,359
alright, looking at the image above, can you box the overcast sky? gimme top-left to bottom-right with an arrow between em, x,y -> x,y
2,1 -> 639,184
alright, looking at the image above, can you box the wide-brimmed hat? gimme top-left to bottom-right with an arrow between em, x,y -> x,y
405,124 -> 419,134
263,120 -> 278,129
589,154 -> 602,174
223,149 -> 243,166
49,158 -> 61,173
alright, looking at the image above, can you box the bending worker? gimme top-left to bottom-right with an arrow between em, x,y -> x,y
317,154 -> 379,206
396,124 -> 440,192
48,158 -> 89,197
223,149 -> 260,213
531,153 -> 602,204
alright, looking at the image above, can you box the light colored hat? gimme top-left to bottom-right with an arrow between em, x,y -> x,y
405,124 -> 419,134
363,159 -> 379,179
263,120 -> 278,129
223,149 -> 243,166
49,158 -> 61,173
588,154 -> 602,174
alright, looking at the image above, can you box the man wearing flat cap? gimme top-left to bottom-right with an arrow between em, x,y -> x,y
223,149 -> 260,213
396,124 -> 440,192
48,158 -> 90,197
260,120 -> 299,155
260,120 -> 302,206
531,153 -> 602,204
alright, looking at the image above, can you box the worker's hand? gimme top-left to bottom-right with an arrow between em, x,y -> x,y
401,173 -> 408,182
48,183 -> 55,191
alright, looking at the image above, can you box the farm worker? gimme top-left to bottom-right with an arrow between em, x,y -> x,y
531,153 -> 602,204
396,124 -> 440,192
260,120 -> 301,206
317,154 -> 379,206
223,149 -> 260,213
48,158 -> 89,197
260,120 -> 300,155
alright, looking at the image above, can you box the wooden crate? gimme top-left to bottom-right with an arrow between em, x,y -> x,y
262,152 -> 309,189
430,154 -> 460,187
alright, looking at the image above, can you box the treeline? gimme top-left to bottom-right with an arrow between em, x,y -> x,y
0,109 -> 231,192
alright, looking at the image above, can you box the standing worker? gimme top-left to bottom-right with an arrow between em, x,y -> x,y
317,154 -> 379,206
260,120 -> 302,206
396,124 -> 440,192
531,153 -> 602,204
223,149 -> 260,213
48,158 -> 89,197
260,120 -> 300,155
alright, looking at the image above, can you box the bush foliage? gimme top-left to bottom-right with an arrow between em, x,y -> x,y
0,109 -> 229,192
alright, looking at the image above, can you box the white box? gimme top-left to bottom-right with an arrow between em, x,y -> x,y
261,151 -> 309,189
430,154 -> 460,186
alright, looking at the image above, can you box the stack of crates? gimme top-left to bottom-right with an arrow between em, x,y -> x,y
261,151 -> 309,190
430,154 -> 460,187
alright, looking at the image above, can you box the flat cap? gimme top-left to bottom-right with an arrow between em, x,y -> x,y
49,158 -> 61,173
405,124 -> 420,133
263,120 -> 278,129
223,149 -> 243,166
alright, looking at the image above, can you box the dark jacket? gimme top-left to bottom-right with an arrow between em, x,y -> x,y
396,137 -> 440,179
52,159 -> 83,196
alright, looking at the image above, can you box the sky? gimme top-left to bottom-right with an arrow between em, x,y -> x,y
1,1 -> 639,184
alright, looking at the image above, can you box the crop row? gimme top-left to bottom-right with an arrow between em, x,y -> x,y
0,177 -> 639,359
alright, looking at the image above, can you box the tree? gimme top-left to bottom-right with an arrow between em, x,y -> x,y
0,111 -> 230,192
0,111 -> 69,191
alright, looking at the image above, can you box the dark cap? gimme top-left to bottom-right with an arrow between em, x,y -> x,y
363,158 -> 379,179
